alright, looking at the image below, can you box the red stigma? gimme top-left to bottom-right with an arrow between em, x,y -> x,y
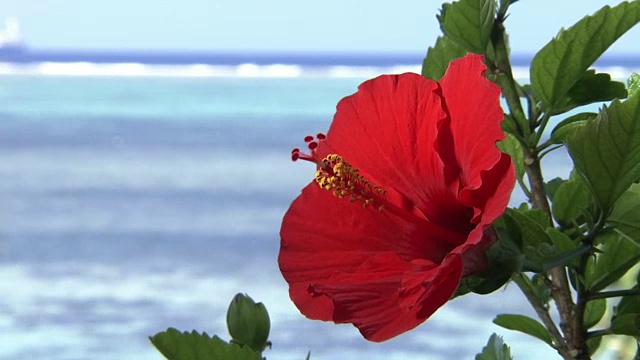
291,134 -> 327,164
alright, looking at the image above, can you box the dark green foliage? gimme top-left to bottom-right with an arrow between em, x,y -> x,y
585,233 -> 640,292
493,314 -> 554,346
551,70 -> 627,115
149,329 -> 262,360
583,299 -> 607,329
567,94 -> 640,215
530,1 -> 640,109
422,36 -> 467,81
550,112 -> 596,144
438,0 -> 496,54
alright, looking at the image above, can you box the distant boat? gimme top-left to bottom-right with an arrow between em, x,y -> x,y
0,17 -> 27,56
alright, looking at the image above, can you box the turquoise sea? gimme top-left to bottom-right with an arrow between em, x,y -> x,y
0,56 -> 636,359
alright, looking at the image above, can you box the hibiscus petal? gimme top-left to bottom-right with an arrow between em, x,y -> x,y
460,152 -> 516,226
310,252 -> 463,342
438,54 -> 507,197
279,183 -> 466,322
318,72 -> 465,225
280,184 -> 464,272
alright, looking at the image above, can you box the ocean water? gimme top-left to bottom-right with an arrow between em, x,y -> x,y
0,56 -> 635,360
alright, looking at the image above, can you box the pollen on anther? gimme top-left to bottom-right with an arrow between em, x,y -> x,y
313,153 -> 387,211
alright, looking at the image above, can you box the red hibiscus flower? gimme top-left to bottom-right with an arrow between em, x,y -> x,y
278,54 -> 515,342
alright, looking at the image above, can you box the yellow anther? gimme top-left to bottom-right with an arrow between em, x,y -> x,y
314,154 -> 385,209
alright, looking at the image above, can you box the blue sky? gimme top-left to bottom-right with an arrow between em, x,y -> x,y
1,0 -> 638,54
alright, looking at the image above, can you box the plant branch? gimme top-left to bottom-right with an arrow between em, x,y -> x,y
587,288 -> 640,300
533,111 -> 553,145
586,329 -> 612,338
517,177 -> 531,198
512,273 -> 572,358
538,145 -> 563,160
491,8 -> 590,359
572,248 -> 591,360
522,145 -> 586,358
491,17 -> 530,140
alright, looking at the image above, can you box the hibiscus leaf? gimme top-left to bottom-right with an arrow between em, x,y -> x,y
614,285 -> 640,317
497,133 -> 524,180
464,237 -> 514,294
438,0 -> 496,54
608,184 -> 640,245
530,1 -> 640,109
490,221 -> 526,274
515,208 -> 587,266
503,209 -> 553,269
583,298 -> 607,329
551,176 -> 591,227
149,328 -> 262,360
422,36 -> 467,81
549,112 -> 596,144
475,333 -> 513,360
550,70 -> 627,115
545,228 -> 576,258
585,232 -> 640,292
493,314 -> 554,346
464,273 -> 512,295
452,279 -> 472,298
521,209 -> 550,228
567,94 -> 640,215
530,273 -> 551,308
544,177 -> 566,202
611,314 -> 640,337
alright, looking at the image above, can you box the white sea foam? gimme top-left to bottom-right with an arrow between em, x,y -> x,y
1,61 -> 637,80
0,61 -> 422,78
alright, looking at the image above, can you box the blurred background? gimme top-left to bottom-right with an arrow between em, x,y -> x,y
0,1 -> 638,359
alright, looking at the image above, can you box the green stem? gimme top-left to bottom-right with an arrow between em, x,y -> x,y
587,289 -> 640,301
538,145 -> 563,160
517,177 -> 531,198
491,18 -> 529,141
536,139 -> 557,153
506,122 -> 529,145
533,111 -> 553,145
512,273 -> 571,357
522,243 -> 592,273
586,329 -> 612,338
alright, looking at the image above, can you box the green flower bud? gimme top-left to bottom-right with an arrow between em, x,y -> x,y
226,293 -> 271,352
